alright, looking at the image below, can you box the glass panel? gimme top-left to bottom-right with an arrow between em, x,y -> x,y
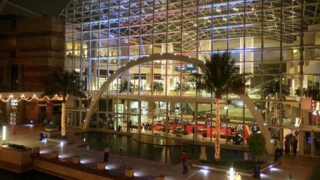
315,132 -> 320,157
98,99 -> 107,111
304,132 -> 311,155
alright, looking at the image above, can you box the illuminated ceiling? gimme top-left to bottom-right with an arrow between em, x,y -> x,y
61,0 -> 320,51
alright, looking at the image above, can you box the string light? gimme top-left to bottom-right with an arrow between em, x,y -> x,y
0,93 -> 92,102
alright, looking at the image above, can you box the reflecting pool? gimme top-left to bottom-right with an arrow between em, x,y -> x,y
76,132 -> 253,165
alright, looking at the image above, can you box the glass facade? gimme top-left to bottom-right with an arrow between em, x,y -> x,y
62,0 -> 320,156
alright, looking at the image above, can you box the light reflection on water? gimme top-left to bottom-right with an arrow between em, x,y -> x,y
76,132 -> 253,165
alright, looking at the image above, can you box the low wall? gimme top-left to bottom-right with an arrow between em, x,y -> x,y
0,146 -> 134,179
33,156 -> 131,180
0,146 -> 33,173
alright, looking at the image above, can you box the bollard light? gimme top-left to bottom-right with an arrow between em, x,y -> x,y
2,126 -> 6,142
229,162 -> 235,180
229,167 -> 235,180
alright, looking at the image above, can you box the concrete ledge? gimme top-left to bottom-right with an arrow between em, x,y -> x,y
32,147 -> 40,156
41,131 -> 60,138
0,146 -> 33,173
46,138 -> 68,143
157,175 -> 167,180
0,160 -> 32,173
33,156 -> 131,180
192,161 -> 279,177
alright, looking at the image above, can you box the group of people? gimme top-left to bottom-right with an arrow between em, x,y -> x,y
284,134 -> 298,156
103,144 -> 126,167
274,134 -> 299,164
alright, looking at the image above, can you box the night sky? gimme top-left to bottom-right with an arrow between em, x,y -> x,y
0,0 -> 70,17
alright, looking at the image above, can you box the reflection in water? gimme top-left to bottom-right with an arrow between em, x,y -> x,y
77,132 -> 252,165
200,146 -> 207,160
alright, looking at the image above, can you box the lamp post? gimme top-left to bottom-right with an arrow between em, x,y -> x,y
224,105 -> 229,142
10,99 -> 18,135
224,105 -> 229,117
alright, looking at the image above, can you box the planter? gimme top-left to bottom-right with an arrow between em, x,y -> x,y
0,146 -> 32,173
125,168 -> 134,178
45,128 -> 59,132
96,162 -> 106,170
51,151 -> 59,159
72,156 -> 80,164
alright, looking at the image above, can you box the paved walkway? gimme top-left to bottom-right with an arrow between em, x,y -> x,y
3,124 -> 320,180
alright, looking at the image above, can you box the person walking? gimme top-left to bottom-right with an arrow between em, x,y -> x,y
119,148 -> 126,167
274,146 -> 283,165
292,137 -> 298,156
181,150 -> 188,174
103,144 -> 110,163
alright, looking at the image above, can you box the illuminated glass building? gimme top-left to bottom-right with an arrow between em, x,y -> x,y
62,0 -> 320,156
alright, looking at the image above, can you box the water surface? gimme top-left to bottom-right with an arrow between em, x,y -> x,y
77,132 -> 253,165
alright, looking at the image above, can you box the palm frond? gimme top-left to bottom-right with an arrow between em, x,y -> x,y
150,82 -> 164,94
42,70 -> 86,101
191,52 -> 247,98
119,80 -> 134,93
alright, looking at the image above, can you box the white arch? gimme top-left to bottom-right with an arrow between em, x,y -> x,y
83,53 -> 204,130
82,53 -> 273,153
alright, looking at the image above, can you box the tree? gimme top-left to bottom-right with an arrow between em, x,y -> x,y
260,77 -> 290,125
295,79 -> 320,100
150,81 -> 164,94
52,114 -> 61,129
248,133 -> 267,162
42,70 -> 86,137
173,81 -> 190,94
261,79 -> 290,100
119,79 -> 134,93
189,52 -> 247,160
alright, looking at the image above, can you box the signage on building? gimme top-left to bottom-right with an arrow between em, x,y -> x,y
11,99 -> 18,106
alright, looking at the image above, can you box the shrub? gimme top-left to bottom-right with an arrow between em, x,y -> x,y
52,114 -> 61,128
44,124 -> 56,129
248,133 -> 267,162
3,143 -> 26,150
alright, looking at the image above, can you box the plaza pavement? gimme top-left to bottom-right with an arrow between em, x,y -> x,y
3,124 -> 320,180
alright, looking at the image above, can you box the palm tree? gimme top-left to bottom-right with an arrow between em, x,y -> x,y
150,81 -> 164,94
119,79 -> 134,93
295,79 -> 320,100
260,78 -> 290,125
261,79 -> 289,100
42,70 -> 86,137
189,52 -> 247,160
173,81 -> 190,94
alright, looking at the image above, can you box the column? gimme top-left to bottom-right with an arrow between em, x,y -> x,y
138,101 -> 142,134
240,37 -> 254,88
161,43 -> 173,95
